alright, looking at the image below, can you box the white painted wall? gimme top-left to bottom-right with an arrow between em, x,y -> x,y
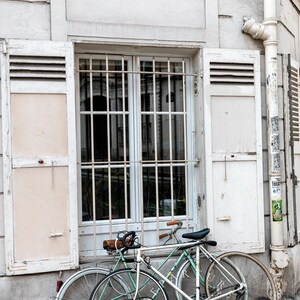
278,0 -> 300,59
66,0 -> 206,45
0,0 -> 299,297
67,0 -> 205,28
0,45 -> 4,275
0,1 -> 50,40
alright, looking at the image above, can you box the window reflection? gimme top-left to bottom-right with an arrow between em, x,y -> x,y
80,57 -> 188,222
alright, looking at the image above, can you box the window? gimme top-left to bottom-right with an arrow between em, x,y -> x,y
77,53 -> 195,256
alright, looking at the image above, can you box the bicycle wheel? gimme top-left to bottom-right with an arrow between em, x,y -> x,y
175,255 -> 213,300
90,268 -> 169,300
205,251 -> 277,300
56,267 -> 110,300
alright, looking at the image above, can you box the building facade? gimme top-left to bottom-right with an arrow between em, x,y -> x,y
0,0 -> 299,298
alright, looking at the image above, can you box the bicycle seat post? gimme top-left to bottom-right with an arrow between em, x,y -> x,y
196,244 -> 200,300
134,248 -> 142,300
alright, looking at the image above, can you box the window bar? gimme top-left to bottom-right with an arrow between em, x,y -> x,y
152,57 -> 160,242
167,59 -> 175,219
182,59 -> 189,226
182,59 -> 190,226
106,55 -> 113,238
90,55 -> 97,257
122,56 -> 129,230
78,69 -> 197,77
136,56 -> 144,243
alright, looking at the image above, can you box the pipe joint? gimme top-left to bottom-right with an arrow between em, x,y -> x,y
270,245 -> 289,269
242,17 -> 270,40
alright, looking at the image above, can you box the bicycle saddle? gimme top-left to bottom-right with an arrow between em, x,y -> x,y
182,228 -> 210,240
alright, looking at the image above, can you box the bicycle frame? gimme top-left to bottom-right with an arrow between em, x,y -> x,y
111,240 -> 196,278
134,241 -> 245,300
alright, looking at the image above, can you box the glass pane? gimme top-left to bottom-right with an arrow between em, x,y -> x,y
79,59 -> 89,71
172,115 -> 185,161
95,169 -> 109,220
143,167 -> 157,217
109,73 -> 128,112
92,59 -> 106,71
172,166 -> 186,215
155,61 -> 168,73
110,115 -> 129,161
111,168 -> 130,219
108,59 -> 126,71
80,72 -> 91,111
143,166 -> 186,217
141,61 -> 154,112
81,115 -> 92,163
92,72 -> 107,112
157,115 -> 170,160
142,115 -> 154,160
81,169 -> 93,221
141,93 -> 152,112
155,73 -> 168,112
93,115 -> 108,162
170,74 -> 184,112
141,61 -> 153,72
158,166 -> 186,217
171,61 -> 183,74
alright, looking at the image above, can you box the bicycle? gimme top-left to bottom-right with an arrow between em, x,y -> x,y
55,236 -> 135,300
55,221 -> 211,299
89,230 -> 277,300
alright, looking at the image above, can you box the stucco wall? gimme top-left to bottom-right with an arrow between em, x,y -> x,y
66,0 -> 207,45
0,51 -> 4,275
0,1 -> 50,40
0,0 -> 299,297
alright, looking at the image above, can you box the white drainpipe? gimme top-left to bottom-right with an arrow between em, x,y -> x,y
242,0 -> 289,297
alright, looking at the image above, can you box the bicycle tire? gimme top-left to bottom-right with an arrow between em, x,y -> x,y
175,254 -> 213,300
205,251 -> 277,300
89,268 -> 169,300
56,267 -> 110,300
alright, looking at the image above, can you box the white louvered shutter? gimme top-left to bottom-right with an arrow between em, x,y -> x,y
2,40 -> 78,274
202,48 -> 264,253
287,57 -> 300,242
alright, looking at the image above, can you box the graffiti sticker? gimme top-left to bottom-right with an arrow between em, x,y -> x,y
272,199 -> 283,222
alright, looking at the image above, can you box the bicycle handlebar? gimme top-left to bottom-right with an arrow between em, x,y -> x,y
205,240 -> 217,246
159,233 -> 169,239
118,231 -> 141,249
166,220 -> 182,226
159,220 -> 183,240
117,221 -> 216,250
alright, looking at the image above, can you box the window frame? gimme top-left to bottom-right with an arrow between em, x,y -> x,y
75,51 -> 197,256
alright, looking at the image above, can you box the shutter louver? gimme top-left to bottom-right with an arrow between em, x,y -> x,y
288,62 -> 300,142
9,55 -> 66,81
209,62 -> 255,85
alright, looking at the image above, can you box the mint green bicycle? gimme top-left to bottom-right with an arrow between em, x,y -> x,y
89,230 -> 277,300
56,221 -> 212,300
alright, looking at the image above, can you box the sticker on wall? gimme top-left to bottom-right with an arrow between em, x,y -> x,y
272,153 -> 281,172
271,134 -> 280,153
271,116 -> 279,134
272,199 -> 283,222
271,177 -> 281,198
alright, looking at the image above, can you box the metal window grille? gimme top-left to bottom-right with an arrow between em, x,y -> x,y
77,54 -> 196,256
